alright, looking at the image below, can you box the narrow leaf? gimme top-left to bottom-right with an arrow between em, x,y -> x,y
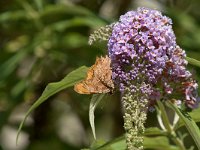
49,17 -> 105,32
186,57 -> 200,68
166,101 -> 200,149
0,51 -> 27,81
16,66 -> 88,144
89,94 -> 105,140
177,107 -> 200,128
40,4 -> 96,19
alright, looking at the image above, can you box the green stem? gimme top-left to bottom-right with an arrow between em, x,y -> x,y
171,134 -> 186,150
166,101 -> 200,150
156,101 -> 187,150
157,101 -> 172,132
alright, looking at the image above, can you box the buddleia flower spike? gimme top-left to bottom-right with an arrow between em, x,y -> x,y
108,7 -> 199,150
88,23 -> 115,45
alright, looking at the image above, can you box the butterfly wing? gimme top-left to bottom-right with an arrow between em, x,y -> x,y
74,65 -> 95,94
74,56 -> 114,94
74,81 -> 91,94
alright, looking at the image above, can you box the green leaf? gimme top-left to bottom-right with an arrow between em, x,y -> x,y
186,57 -> 200,68
177,107 -> 200,128
16,66 -> 88,144
34,0 -> 43,11
0,51 -> 27,81
91,136 -> 178,150
144,136 -> 179,150
40,4 -> 96,19
49,17 -> 106,32
91,136 -> 125,150
166,101 -> 200,149
144,127 -> 167,136
89,94 -> 106,140
0,11 -> 27,23
90,139 -> 108,149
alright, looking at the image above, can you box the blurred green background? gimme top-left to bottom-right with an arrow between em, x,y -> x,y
0,0 -> 200,150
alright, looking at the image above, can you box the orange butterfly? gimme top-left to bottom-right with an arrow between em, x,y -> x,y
74,56 -> 114,94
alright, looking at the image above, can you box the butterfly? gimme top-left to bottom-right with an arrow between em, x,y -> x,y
74,55 -> 114,94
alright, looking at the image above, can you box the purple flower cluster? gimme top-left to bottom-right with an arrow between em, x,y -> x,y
108,7 -> 199,109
